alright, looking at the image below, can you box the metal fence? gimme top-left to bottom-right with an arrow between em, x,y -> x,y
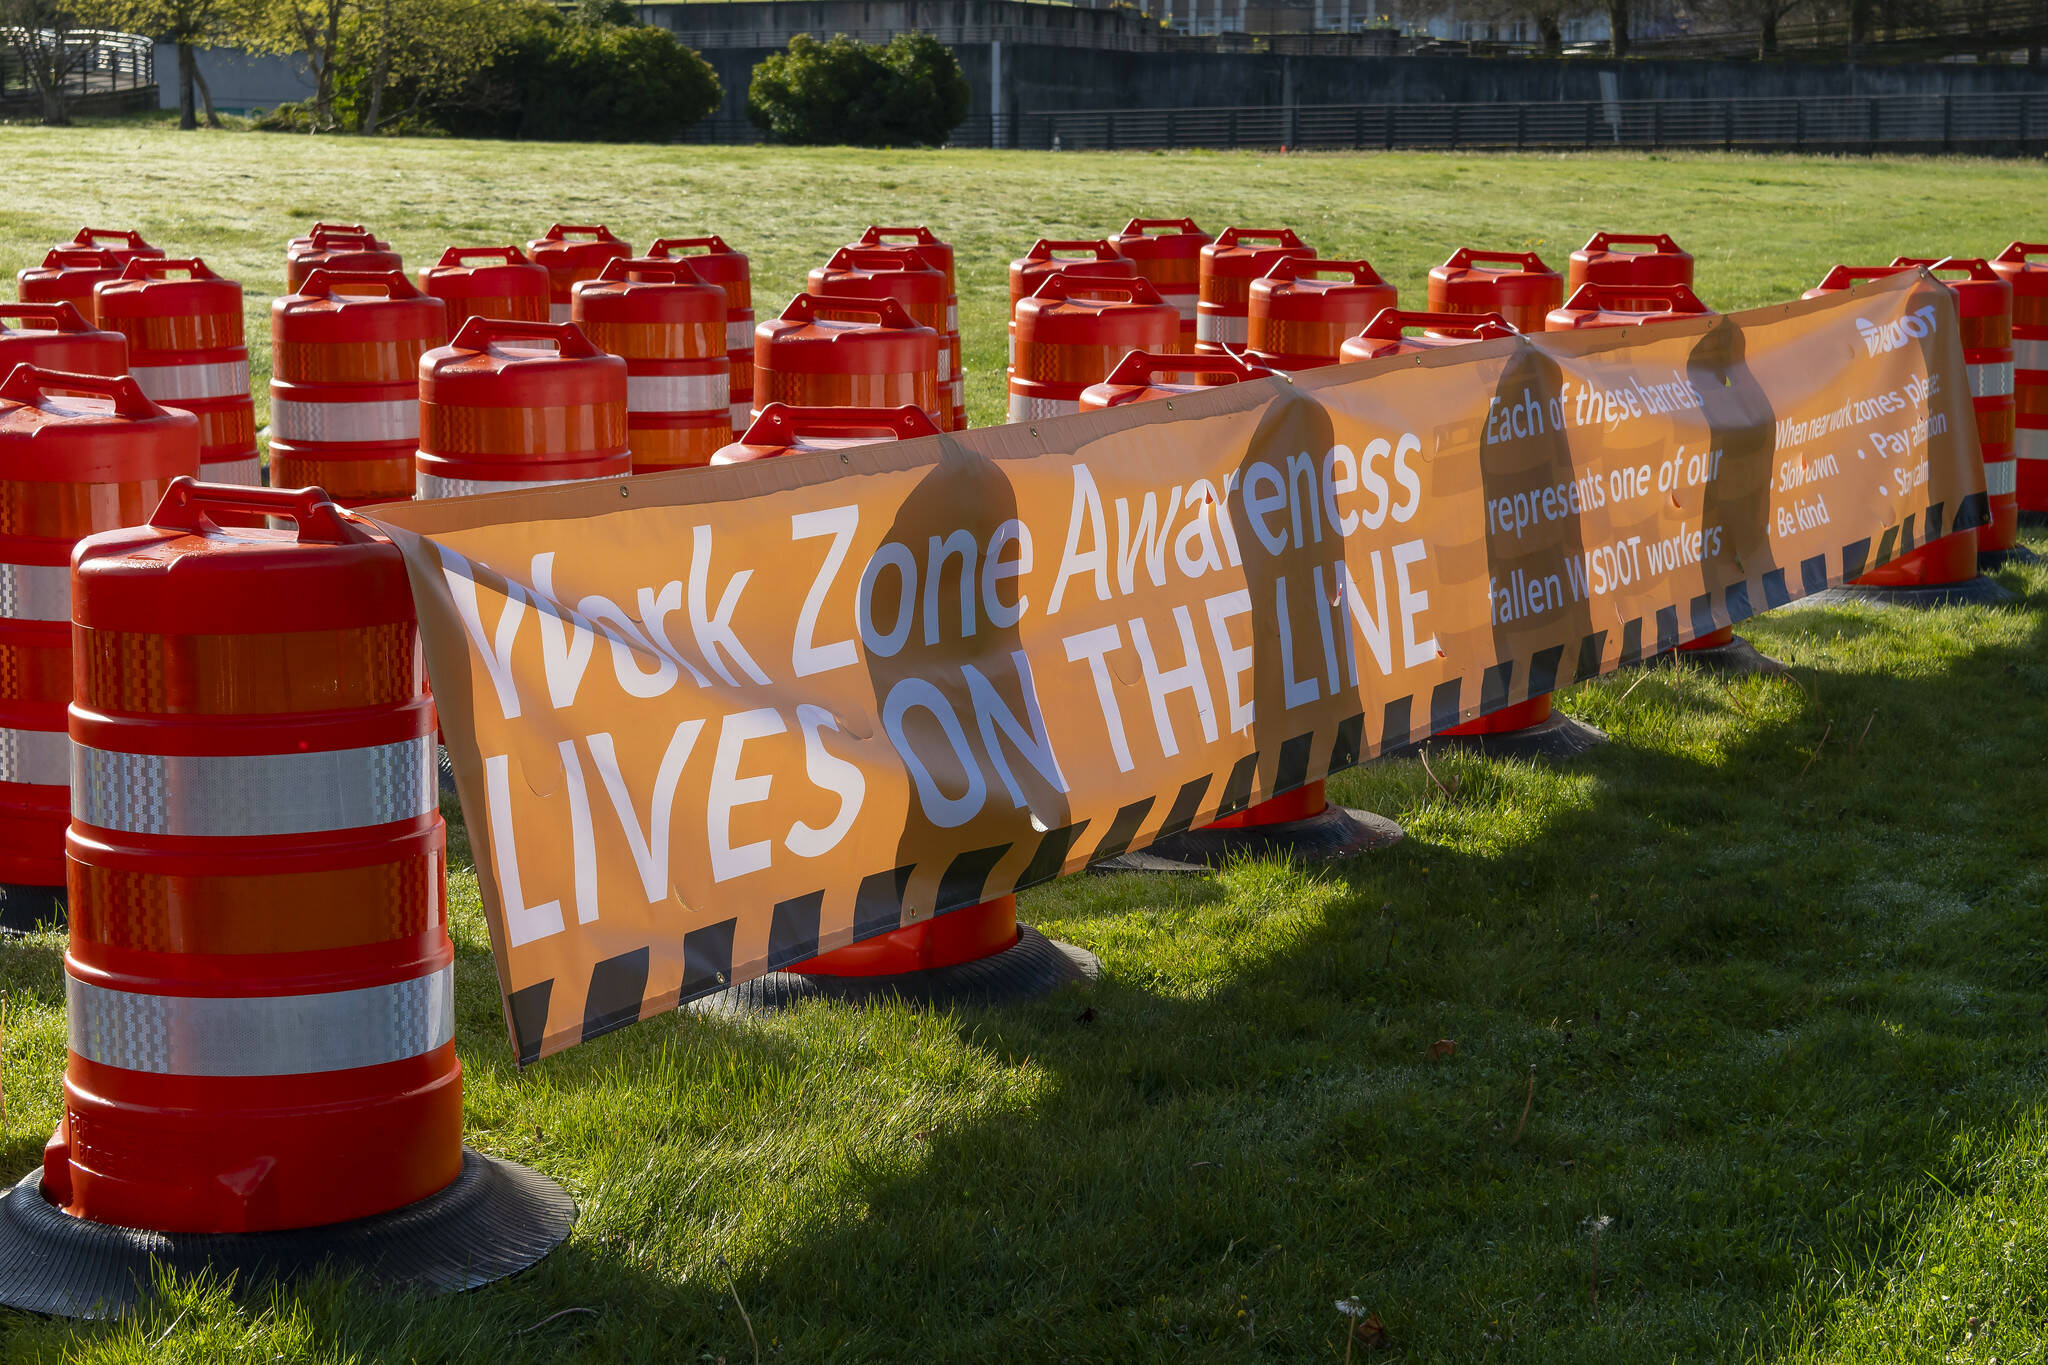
1013,91 -> 2048,152
1,29 -> 153,102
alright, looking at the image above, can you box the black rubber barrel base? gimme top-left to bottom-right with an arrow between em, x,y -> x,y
1389,710 -> 1608,762
694,924 -> 1098,1015
1645,633 -> 1789,678
1801,575 -> 2015,609
1095,804 -> 1403,874
0,1147 -> 575,1320
1980,544 -> 2041,571
0,882 -> 64,936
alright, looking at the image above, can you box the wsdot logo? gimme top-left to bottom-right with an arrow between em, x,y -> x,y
1856,305 -> 1939,356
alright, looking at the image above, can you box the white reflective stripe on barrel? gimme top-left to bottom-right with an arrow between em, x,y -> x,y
1195,313 -> 1247,345
946,304 -> 958,332
1008,392 -> 1078,423
1167,294 -> 1200,321
417,471 -> 603,500
730,401 -> 752,429
549,302 -> 573,324
936,349 -> 951,383
1985,458 -> 2018,496
0,562 -> 69,622
2014,338 -> 2048,373
72,734 -> 436,836
2020,427 -> 2048,460
270,395 -> 419,443
200,456 -> 261,487
950,379 -> 965,406
131,359 -> 249,401
67,964 -> 454,1077
1968,360 -> 2014,398
626,372 -> 729,415
726,319 -> 754,353
0,727 -> 68,787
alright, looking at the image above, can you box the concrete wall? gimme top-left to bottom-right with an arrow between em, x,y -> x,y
154,42 -> 317,115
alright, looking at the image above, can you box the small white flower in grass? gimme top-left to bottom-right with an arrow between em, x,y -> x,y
1582,1214 -> 1612,1236
1335,1298 -> 1368,1318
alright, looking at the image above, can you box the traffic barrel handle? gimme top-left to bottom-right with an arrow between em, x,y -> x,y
825,246 -> 933,274
595,255 -> 705,285
1442,247 -> 1552,272
297,267 -> 424,300
66,227 -> 153,251
649,235 -> 734,257
1996,242 -> 2048,264
0,363 -> 163,419
147,474 -> 370,545
1580,231 -> 1684,253
1359,307 -> 1516,341
302,221 -> 369,237
1025,239 -> 1124,263
858,226 -> 943,247
117,256 -> 223,281
0,301 -> 96,333
779,292 -> 921,331
1261,256 -> 1387,286
540,223 -> 624,244
447,313 -> 606,357
1101,349 -> 1277,386
1558,281 -> 1711,314
433,244 -> 534,268
38,247 -> 120,269
741,402 -> 939,445
1215,227 -> 1307,249
1813,264 -> 1914,291
1119,217 -> 1204,236
1028,272 -> 1166,305
1892,256 -> 2001,282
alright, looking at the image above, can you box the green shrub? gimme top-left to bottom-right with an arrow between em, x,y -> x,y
747,32 -> 969,147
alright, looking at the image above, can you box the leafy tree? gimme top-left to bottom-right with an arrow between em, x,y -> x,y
238,0 -> 513,130
80,0 -> 253,127
0,0 -> 83,124
748,32 -> 970,147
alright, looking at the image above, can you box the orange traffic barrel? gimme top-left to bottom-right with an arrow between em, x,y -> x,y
1895,257 -> 2017,563
1008,239 -> 1133,365
16,249 -> 126,325
1566,231 -> 1695,302
1196,227 -> 1315,357
1427,248 -> 1565,335
692,406 -> 1098,1012
1800,265 -> 2003,604
712,402 -> 939,464
1109,217 -> 1211,354
1546,281 -> 1714,331
1344,308 -> 1599,758
1079,349 -> 1277,409
1071,349 -> 1401,870
528,224 -> 632,324
1994,243 -> 2047,520
0,477 -> 574,1316
1009,273 -> 1177,422
1246,257 -> 1397,371
285,226 -> 401,293
752,293 -> 940,426
854,227 -> 963,428
54,227 -> 163,269
93,257 -> 258,487
1339,308 -> 1516,362
1542,284 -> 1778,670
270,268 -> 448,507
416,246 -> 549,332
649,235 -> 754,435
572,255 -> 730,474
0,368 -> 196,914
810,247 -> 957,430
415,316 -> 629,499
0,303 -> 127,377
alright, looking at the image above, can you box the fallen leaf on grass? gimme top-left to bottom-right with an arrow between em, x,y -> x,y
1352,1314 -> 1391,1352
1428,1039 -> 1457,1061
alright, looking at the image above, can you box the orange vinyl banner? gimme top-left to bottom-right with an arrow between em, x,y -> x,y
370,271 -> 1984,1063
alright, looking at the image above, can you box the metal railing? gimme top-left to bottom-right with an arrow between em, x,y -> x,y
1,28 -> 153,101
1013,91 -> 2048,152
658,18 -> 1399,53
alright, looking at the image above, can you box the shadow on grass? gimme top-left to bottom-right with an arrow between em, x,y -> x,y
7,563 -> 2045,1363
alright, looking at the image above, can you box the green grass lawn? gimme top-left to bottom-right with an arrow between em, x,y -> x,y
2,129 -> 2046,1362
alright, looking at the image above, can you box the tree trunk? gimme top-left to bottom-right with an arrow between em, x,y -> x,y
1540,12 -> 1563,52
1607,0 -> 1629,55
177,42 -> 197,129
1761,10 -> 1778,54
1848,0 -> 1869,59
193,59 -> 220,126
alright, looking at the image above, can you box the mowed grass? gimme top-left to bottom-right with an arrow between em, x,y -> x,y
1,129 -> 2046,1362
